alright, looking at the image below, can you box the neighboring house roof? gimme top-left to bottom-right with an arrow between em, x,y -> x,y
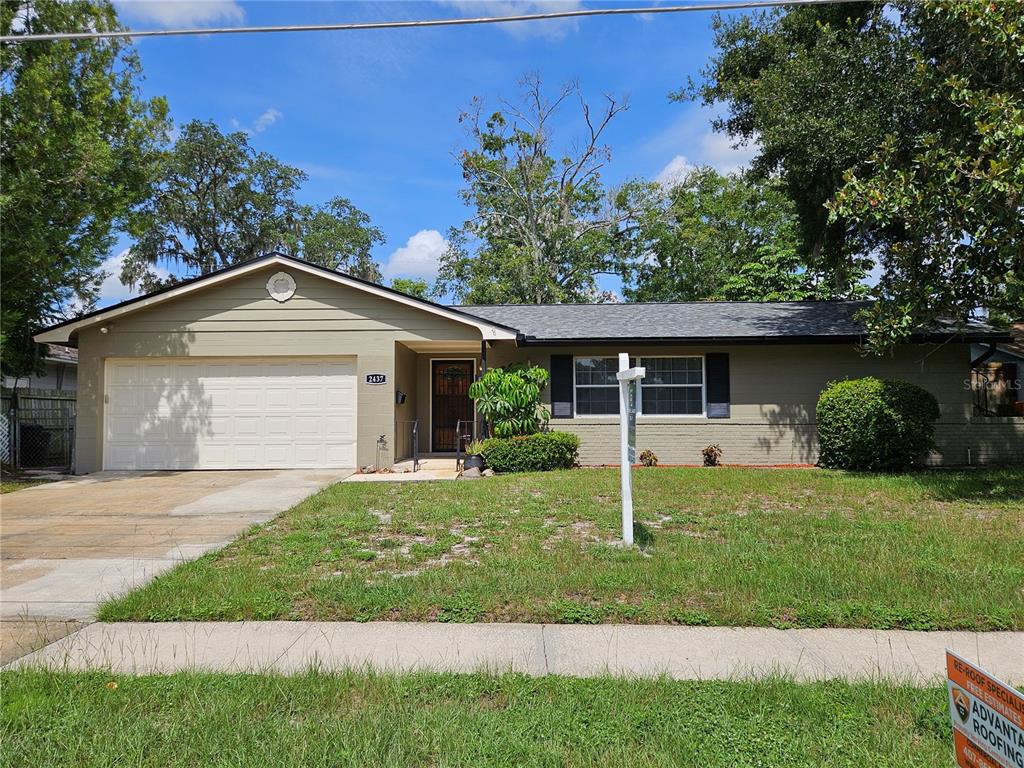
42,343 -> 77,365
457,301 -> 1007,344
1003,323 -> 1024,359
33,252 -> 519,344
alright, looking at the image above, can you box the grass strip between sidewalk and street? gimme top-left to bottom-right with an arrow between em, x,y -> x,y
1,669 -> 960,767
98,467 -> 1024,630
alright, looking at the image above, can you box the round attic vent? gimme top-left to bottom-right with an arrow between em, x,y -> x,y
266,271 -> 296,302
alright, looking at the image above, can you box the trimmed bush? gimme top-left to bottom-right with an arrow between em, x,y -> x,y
480,431 -> 580,473
816,377 -> 941,471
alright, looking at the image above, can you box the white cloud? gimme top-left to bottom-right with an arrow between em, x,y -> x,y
252,108 -> 282,133
230,108 -> 283,135
697,131 -> 758,176
655,154 -> 695,187
115,1 -> 244,27
381,230 -> 448,282
645,104 -> 760,178
439,1 -> 584,40
96,249 -> 171,307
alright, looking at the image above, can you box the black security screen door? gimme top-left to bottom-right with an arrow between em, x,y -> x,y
432,360 -> 474,452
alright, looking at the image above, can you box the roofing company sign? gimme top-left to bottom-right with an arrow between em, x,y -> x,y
946,650 -> 1024,768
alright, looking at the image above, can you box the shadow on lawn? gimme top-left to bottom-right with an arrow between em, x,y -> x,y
853,468 -> 1024,503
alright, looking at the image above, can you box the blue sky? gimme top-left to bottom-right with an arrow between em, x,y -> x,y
99,0 -> 759,306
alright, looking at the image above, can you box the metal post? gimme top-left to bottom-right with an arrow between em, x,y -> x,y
480,340 -> 489,439
618,353 -> 633,546
412,421 -> 419,473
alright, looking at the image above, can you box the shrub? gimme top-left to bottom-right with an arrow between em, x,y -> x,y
817,377 -> 940,471
639,449 -> 658,467
468,365 -> 550,437
702,444 -> 722,467
480,431 -> 579,473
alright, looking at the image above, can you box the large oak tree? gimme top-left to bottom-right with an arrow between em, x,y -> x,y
123,120 -> 384,291
1,0 -> 169,377
689,1 -> 1023,348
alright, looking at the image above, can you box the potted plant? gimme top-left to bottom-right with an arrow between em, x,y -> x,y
463,439 -> 486,471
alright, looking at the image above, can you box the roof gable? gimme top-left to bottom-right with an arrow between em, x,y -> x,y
34,253 -> 518,344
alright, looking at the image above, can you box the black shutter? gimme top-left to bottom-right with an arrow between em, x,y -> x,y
549,355 -> 574,418
705,353 -> 730,419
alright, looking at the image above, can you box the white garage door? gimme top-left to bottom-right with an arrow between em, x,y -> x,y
104,358 -> 357,470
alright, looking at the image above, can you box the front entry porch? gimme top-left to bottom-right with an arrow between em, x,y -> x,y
392,340 -> 502,472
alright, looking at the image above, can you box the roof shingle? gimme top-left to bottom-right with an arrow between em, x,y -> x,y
454,301 -> 1003,343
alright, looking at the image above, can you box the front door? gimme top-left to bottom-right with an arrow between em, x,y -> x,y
432,360 -> 474,452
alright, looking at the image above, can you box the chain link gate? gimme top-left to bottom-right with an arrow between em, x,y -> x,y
3,392 -> 76,471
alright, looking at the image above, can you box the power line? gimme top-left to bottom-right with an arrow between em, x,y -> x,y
1,0 -> 862,44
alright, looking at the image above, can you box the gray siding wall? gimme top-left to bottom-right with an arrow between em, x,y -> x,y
73,265 -> 482,473
488,342 -> 1022,466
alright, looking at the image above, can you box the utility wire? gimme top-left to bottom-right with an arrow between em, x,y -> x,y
1,0 -> 862,43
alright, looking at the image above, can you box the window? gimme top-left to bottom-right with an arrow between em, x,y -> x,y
573,356 -> 704,416
574,357 -> 621,415
640,357 -> 703,415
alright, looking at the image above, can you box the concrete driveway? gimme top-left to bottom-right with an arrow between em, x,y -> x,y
0,469 -> 350,663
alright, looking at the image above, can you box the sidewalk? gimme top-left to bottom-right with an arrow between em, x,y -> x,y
7,621 -> 1022,684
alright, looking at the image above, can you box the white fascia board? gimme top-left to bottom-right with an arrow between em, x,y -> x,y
34,255 -> 518,343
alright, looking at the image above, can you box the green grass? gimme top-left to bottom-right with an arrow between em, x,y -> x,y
0,479 -> 46,493
0,669 -> 958,767
98,467 -> 1024,630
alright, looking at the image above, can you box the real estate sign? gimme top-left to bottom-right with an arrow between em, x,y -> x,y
946,650 -> 1024,768
616,353 -> 644,547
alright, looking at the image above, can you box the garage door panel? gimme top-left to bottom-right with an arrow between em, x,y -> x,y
104,357 -> 357,470
235,416 -> 262,437
234,388 -> 262,410
294,416 -> 323,437
265,388 -> 292,409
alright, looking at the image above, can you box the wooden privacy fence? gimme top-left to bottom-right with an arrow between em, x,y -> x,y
1,388 -> 76,470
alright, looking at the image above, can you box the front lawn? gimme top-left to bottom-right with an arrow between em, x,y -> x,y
0,670 -> 957,767
98,468 -> 1024,630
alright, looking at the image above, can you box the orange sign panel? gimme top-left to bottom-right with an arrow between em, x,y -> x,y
946,650 -> 1024,768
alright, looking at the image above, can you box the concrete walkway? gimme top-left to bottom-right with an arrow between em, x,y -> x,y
0,469 -> 350,663
8,621 -> 1022,685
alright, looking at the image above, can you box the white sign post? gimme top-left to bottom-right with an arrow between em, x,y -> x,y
616,353 -> 645,547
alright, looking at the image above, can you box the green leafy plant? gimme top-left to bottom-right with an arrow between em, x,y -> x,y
702,444 -> 723,467
480,432 -> 579,473
817,378 -> 940,471
468,365 -> 550,438
464,440 -> 486,456
639,449 -> 658,467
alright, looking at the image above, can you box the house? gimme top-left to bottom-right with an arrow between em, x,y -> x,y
34,252 -> 1022,473
971,323 -> 1024,417
1,344 -> 77,393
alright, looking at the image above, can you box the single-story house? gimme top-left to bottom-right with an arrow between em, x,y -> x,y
1,343 -> 78,393
34,252 -> 1023,473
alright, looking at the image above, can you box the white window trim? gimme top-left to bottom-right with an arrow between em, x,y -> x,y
571,355 -> 621,418
572,355 -> 707,419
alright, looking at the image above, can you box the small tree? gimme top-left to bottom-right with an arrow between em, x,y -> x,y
468,365 -> 550,438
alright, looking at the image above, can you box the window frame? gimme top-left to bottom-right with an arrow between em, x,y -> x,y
571,355 -> 707,418
571,355 -> 622,418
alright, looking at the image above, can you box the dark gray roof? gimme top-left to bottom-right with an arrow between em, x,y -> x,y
454,301 -> 1005,343
42,343 -> 78,364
